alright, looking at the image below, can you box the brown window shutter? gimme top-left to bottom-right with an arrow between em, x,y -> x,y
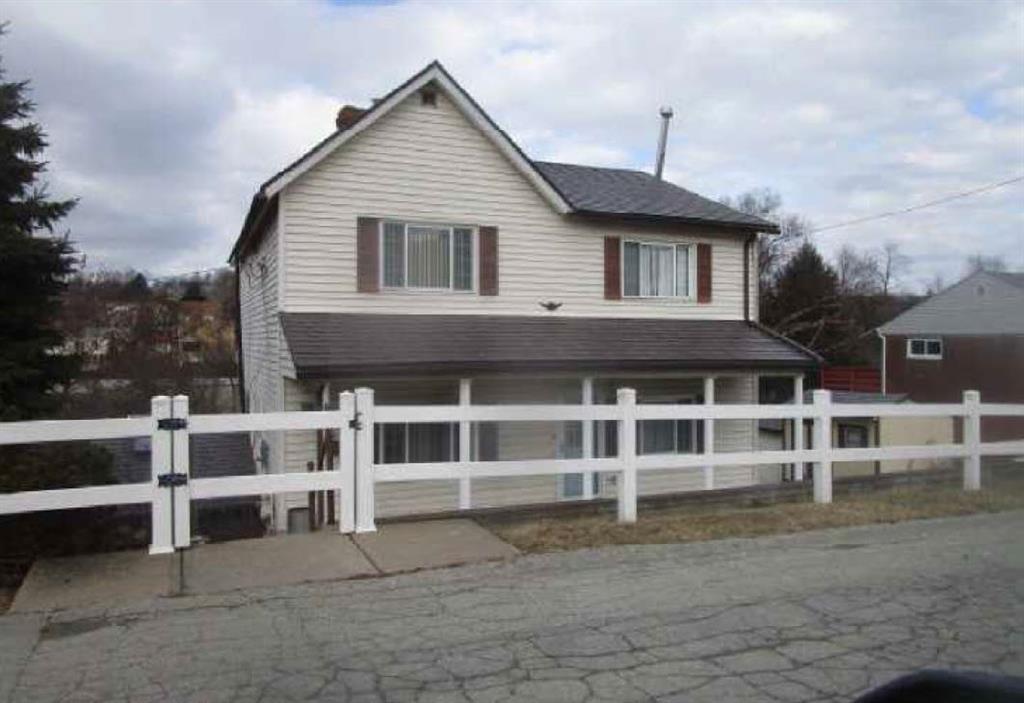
479,226 -> 498,295
697,242 -> 712,303
604,237 -> 621,300
356,217 -> 379,293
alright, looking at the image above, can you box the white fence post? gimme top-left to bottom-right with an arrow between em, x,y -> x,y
812,389 -> 832,504
963,390 -> 981,491
149,396 -> 173,554
171,395 -> 191,549
338,391 -> 357,533
355,387 -> 376,533
617,388 -> 637,523
458,378 -> 472,510
703,376 -> 715,490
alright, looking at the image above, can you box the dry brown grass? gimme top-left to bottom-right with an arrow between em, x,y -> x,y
487,477 -> 1024,554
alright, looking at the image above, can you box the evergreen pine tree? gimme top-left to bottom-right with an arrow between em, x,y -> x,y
0,30 -> 111,524
0,34 -> 79,421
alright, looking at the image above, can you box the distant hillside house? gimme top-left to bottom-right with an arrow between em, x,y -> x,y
878,270 -> 1024,442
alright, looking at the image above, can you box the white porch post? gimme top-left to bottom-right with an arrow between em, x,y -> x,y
582,377 -> 595,500
458,378 -> 472,509
793,374 -> 805,481
703,376 -> 715,490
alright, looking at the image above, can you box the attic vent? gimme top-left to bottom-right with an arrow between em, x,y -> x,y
420,87 -> 437,107
977,285 -> 986,297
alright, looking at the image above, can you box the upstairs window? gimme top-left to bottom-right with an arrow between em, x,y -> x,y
907,338 -> 942,360
381,222 -> 474,291
622,240 -> 695,298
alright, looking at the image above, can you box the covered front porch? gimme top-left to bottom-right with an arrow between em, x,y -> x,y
279,370 -> 809,526
269,312 -> 818,529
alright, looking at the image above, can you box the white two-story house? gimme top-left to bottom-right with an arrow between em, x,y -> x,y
232,62 -> 818,532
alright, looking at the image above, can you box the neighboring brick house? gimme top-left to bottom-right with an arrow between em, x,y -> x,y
878,270 -> 1024,441
231,61 -> 818,532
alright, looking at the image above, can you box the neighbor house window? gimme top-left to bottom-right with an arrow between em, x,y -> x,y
907,338 -> 942,360
381,221 -> 474,291
838,424 -> 869,449
622,241 -> 695,298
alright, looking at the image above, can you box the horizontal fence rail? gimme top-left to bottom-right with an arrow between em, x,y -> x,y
0,417 -> 151,446
0,389 -> 1021,551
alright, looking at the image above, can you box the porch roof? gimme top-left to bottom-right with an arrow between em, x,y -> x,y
280,313 -> 820,379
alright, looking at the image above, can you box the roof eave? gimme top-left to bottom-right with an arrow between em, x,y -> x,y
294,356 -> 819,380
229,193 -> 277,264
570,209 -> 780,234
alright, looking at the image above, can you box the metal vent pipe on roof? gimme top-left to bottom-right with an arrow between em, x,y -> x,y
654,106 -> 674,180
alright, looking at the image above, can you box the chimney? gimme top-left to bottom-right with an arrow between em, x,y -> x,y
335,105 -> 367,131
654,106 -> 673,180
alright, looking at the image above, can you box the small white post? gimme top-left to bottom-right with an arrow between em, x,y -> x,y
458,378 -> 472,510
149,396 -> 173,554
338,391 -> 356,533
354,387 -> 376,533
617,388 -> 637,523
703,376 -> 715,490
170,395 -> 191,549
582,377 -> 595,500
812,389 -> 832,504
963,390 -> 981,491
793,374 -> 805,481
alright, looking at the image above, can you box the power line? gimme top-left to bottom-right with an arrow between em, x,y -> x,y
808,175 -> 1024,234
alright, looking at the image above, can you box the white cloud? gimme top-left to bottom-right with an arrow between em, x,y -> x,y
0,0 -> 1021,287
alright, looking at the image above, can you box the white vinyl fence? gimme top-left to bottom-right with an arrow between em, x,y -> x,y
0,389 -> 1022,554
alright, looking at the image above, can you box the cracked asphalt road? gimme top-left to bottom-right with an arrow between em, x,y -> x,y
2,511 -> 1023,702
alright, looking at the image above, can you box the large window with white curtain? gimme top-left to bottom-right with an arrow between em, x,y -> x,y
381,222 -> 474,291
622,240 -> 695,298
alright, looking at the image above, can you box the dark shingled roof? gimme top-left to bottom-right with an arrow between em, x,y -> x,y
991,271 -> 1024,290
534,161 -> 778,232
280,313 -> 819,379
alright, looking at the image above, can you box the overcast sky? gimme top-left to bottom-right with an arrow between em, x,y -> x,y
3,0 -> 1022,291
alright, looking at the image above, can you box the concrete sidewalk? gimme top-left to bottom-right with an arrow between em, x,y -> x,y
10,518 -> 517,613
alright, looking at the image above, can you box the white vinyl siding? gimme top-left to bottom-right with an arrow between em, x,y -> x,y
280,89 -> 752,319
